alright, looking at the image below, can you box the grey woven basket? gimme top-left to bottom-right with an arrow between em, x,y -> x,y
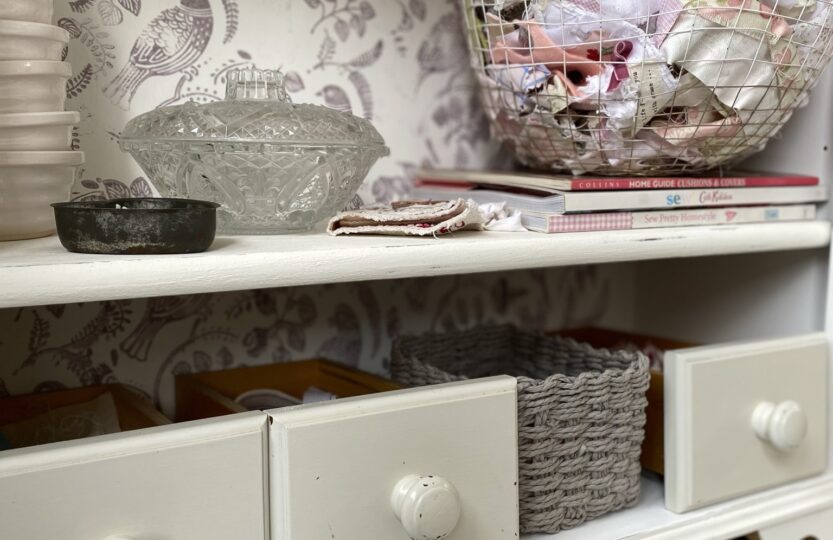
391,325 -> 650,534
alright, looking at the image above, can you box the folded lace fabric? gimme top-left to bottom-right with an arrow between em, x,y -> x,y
328,199 -> 484,236
328,199 -> 528,236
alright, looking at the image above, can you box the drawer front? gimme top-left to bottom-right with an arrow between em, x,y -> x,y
758,505 -> 833,540
665,333 -> 828,513
0,411 -> 268,540
269,376 -> 519,540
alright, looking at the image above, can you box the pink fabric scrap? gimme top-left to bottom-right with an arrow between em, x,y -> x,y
607,40 -> 634,91
492,21 -> 604,87
699,0 -> 792,40
652,111 -> 744,144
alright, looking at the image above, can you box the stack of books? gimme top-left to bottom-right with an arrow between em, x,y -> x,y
412,169 -> 827,234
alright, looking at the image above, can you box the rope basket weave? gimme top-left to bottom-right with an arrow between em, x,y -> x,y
391,325 -> 650,534
463,0 -> 833,175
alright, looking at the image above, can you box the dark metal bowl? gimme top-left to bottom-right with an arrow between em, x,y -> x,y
52,198 -> 220,255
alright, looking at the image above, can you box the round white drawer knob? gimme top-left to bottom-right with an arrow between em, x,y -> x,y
752,400 -> 807,452
391,474 -> 461,540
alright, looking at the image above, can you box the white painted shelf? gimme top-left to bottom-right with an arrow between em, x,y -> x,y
0,221 -> 829,308
526,474 -> 833,540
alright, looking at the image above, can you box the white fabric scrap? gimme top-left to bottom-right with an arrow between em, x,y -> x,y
760,0 -> 817,17
536,0 -> 683,47
478,202 -> 528,231
793,3 -> 833,81
662,11 -> 780,115
535,1 -> 647,47
487,64 -> 553,110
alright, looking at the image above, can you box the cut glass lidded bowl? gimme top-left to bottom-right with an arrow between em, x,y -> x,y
119,68 -> 389,234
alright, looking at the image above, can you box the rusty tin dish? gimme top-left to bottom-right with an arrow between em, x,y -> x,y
52,198 -> 219,255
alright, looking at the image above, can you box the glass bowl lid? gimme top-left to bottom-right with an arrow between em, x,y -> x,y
119,68 -> 388,152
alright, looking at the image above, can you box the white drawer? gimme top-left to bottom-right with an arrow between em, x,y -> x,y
0,411 -> 268,540
665,333 -> 828,513
758,504 -> 833,540
269,376 -> 519,540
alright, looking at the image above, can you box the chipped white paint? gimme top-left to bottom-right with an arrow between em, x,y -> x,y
391,474 -> 462,540
0,222 -> 829,308
268,377 -> 519,540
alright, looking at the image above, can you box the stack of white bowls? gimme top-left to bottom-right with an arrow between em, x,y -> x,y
0,0 -> 83,241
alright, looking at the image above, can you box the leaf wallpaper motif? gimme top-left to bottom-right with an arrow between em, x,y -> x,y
58,0 -> 499,204
0,0 -> 615,416
0,268 -> 615,416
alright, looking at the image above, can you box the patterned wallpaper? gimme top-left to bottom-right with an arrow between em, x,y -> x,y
0,0 -> 614,416
60,0 -> 498,203
0,268 -> 615,416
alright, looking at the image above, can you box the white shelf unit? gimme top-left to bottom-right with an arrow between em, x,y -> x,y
0,221 -> 828,308
2,49 -> 833,540
2,226 -> 832,539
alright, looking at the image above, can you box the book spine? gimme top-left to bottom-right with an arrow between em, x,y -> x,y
540,206 -> 816,233
569,176 -> 819,191
565,186 -> 826,212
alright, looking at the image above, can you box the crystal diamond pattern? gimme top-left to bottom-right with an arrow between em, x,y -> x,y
120,68 -> 388,233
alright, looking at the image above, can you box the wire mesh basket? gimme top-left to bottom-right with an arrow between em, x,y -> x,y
463,0 -> 833,175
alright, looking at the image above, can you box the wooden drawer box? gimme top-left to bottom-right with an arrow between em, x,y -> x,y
557,327 -> 695,476
560,328 -> 829,513
176,359 -> 401,421
0,383 -> 170,447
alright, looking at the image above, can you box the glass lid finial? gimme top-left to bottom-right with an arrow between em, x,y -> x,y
225,68 -> 291,102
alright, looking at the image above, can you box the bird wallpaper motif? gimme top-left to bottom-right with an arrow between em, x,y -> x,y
102,0 -> 215,110
60,0 -> 497,203
0,0 -> 616,415
0,269 -> 618,415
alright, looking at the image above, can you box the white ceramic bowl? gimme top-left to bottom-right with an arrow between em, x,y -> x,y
0,150 -> 84,241
0,20 -> 68,61
0,61 -> 71,114
0,111 -> 79,151
0,0 -> 53,24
